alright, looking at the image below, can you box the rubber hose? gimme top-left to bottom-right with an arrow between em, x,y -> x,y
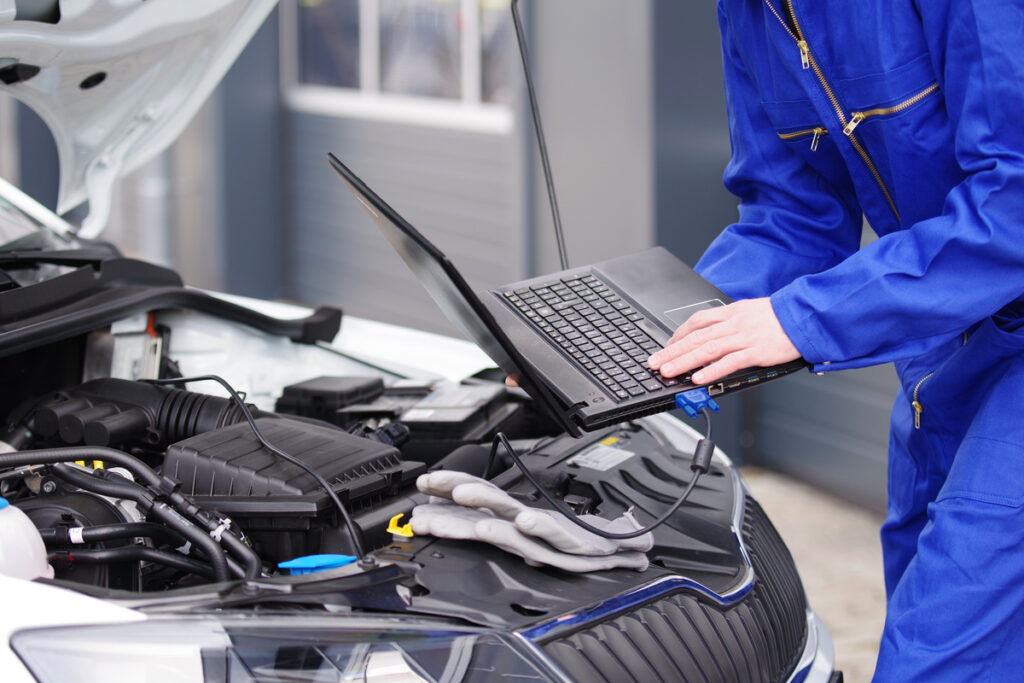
0,448 -> 260,579
49,547 -> 214,579
0,447 -> 162,487
166,496 -> 262,580
38,522 -> 186,548
50,464 -> 232,582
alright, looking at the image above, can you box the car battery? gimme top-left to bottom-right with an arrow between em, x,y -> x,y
275,376 -> 385,425
338,382 -> 522,464
399,383 -> 507,437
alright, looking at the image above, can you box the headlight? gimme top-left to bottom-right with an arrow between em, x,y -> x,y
11,616 -> 563,682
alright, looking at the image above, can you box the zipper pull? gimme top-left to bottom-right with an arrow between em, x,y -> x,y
797,40 -> 810,70
843,112 -> 865,136
912,399 -> 923,429
810,127 -> 823,152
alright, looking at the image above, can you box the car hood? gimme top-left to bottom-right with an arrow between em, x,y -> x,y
0,0 -> 277,238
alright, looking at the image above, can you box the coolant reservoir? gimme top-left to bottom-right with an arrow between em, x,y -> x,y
0,497 -> 54,580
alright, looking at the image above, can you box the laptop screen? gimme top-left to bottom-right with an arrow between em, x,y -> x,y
328,154 -> 518,375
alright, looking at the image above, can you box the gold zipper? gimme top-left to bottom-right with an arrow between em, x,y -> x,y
842,83 -> 940,136
911,332 -> 968,429
763,0 -> 901,222
778,126 -> 828,151
911,373 -> 932,429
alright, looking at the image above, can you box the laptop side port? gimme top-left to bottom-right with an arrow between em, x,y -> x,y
707,383 -> 725,396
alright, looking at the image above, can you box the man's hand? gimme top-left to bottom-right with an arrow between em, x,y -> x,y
647,297 -> 800,385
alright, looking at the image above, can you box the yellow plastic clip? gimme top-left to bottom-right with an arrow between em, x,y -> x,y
387,513 -> 414,538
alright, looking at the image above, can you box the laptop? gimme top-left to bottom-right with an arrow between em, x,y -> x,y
328,153 -> 807,437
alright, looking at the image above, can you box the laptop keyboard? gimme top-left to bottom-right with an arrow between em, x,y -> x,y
503,274 -> 686,402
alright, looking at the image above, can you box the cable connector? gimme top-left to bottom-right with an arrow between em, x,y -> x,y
152,475 -> 182,498
674,388 -> 720,419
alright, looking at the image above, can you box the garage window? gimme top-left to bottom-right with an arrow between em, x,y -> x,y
283,0 -> 514,132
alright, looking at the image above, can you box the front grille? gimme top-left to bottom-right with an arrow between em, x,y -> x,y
540,497 -> 808,682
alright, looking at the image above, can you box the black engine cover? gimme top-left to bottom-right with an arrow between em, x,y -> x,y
163,418 -> 425,560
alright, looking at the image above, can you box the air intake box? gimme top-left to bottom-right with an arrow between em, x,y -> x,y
163,418 -> 425,559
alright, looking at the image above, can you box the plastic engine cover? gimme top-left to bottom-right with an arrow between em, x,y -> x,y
163,418 -> 424,516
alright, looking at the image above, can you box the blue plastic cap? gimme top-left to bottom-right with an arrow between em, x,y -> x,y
0,497 -> 8,511
279,554 -> 357,575
675,388 -> 721,419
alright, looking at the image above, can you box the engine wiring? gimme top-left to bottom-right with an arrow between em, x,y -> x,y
143,375 -> 367,560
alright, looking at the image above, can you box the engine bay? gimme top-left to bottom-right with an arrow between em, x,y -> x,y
0,303 -> 749,619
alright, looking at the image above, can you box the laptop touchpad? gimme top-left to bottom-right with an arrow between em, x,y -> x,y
663,299 -> 725,326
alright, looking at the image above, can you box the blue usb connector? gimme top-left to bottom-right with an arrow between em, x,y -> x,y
675,388 -> 721,419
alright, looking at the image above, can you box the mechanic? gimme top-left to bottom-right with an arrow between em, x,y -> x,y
646,2 -> 1024,680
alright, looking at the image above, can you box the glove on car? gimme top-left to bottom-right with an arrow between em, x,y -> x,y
411,471 -> 654,572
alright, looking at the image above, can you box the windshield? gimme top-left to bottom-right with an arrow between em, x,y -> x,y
0,193 -> 82,286
0,193 -> 49,247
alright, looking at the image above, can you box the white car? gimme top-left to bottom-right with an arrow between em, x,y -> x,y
0,2 -> 837,681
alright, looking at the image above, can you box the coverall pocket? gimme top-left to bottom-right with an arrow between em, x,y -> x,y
933,318 -> 1024,507
937,436 -> 1024,508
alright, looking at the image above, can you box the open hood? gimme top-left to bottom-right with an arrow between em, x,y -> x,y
0,0 -> 277,238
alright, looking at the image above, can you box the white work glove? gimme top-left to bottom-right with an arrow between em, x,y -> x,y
411,471 -> 654,573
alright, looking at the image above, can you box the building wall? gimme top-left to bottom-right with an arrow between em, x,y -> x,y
528,0 -> 654,273
283,112 -> 524,337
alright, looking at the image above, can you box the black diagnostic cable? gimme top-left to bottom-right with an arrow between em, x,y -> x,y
144,375 -> 367,560
493,407 -> 716,540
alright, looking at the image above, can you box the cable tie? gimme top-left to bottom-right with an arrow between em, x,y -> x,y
209,518 -> 232,543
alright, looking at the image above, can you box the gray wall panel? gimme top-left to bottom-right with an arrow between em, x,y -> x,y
220,8 -> 283,299
654,0 -> 738,269
529,0 -> 655,273
752,365 -> 898,512
285,112 -> 523,338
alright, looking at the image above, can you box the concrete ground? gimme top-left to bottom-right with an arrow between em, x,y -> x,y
740,467 -> 887,683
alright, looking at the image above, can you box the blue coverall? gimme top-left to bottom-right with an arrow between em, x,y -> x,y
696,1 -> 1024,679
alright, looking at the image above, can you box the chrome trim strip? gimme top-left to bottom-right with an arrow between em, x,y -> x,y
518,571 -> 756,642
787,610 -> 837,683
519,414 -> 756,643
510,632 -> 576,683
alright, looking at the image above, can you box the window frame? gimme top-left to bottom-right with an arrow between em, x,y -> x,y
280,0 -> 514,134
